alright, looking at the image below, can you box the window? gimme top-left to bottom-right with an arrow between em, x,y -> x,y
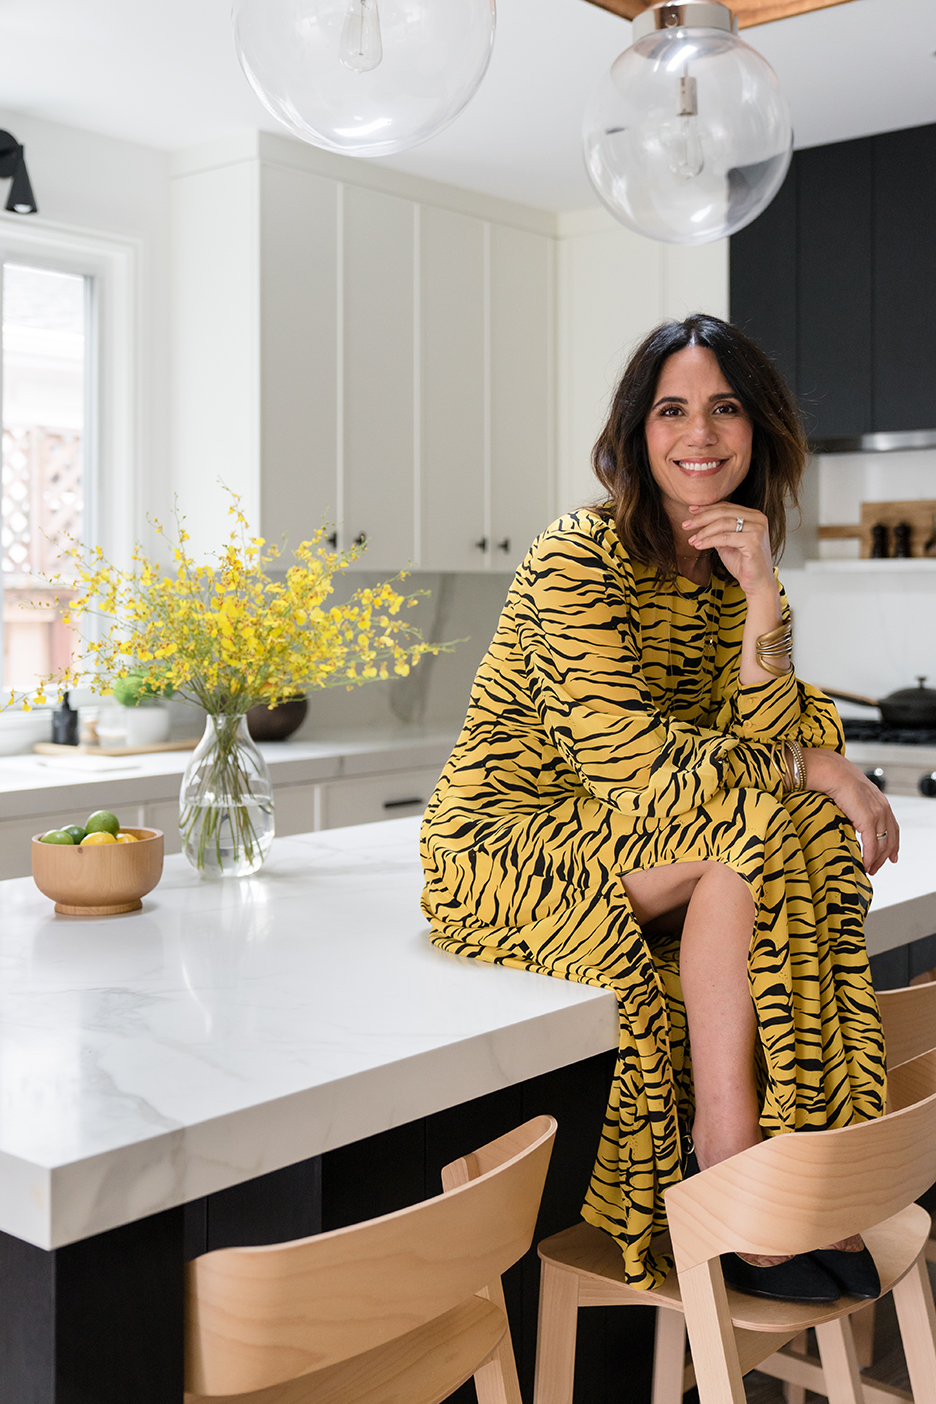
1,263 -> 91,695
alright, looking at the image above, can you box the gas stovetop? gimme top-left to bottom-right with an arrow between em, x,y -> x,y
842,719 -> 936,747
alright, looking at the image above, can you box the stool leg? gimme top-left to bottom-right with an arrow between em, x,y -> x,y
533,1261 -> 579,1404
892,1254 -> 936,1403
849,1301 -> 876,1370
783,1330 -> 808,1404
651,1308 -> 687,1404
474,1278 -> 522,1404
814,1318 -> 864,1404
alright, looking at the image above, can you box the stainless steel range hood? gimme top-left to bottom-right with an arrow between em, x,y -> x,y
810,429 -> 936,455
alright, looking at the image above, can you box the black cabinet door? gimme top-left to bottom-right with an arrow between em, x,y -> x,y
873,123 -> 936,433
729,160 -> 797,394
731,120 -> 936,441
796,137 -> 874,441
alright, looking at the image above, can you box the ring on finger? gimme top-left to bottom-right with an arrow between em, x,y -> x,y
735,517 -> 744,533
875,830 -> 888,838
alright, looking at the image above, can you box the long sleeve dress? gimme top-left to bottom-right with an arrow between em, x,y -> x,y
420,510 -> 886,1291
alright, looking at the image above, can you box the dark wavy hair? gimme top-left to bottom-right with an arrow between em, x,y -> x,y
591,314 -> 807,579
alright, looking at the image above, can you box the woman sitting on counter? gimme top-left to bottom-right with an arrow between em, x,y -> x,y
420,315 -> 898,1303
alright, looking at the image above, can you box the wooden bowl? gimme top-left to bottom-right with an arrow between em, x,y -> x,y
31,828 -> 165,916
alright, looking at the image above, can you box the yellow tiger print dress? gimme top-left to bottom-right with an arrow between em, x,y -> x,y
420,510 -> 885,1290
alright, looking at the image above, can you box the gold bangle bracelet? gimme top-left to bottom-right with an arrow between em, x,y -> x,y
756,620 -> 793,677
784,738 -> 806,792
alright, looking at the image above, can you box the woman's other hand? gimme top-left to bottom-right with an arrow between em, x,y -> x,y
685,502 -> 775,598
803,747 -> 900,876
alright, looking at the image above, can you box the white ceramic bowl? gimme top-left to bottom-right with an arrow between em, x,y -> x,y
0,709 -> 53,755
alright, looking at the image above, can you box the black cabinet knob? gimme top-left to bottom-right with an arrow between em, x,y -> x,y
919,773 -> 936,798
354,532 -> 367,546
497,538 -> 511,553
326,531 -> 338,549
865,768 -> 886,792
475,538 -> 488,551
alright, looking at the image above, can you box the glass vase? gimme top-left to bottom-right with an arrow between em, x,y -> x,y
179,714 -> 275,878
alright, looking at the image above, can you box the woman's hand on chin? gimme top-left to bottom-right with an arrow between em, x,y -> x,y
803,748 -> 900,876
683,502 -> 775,597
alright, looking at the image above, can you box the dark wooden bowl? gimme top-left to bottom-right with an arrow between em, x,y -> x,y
246,697 -> 308,742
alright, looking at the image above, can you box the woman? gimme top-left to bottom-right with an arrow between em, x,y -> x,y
420,315 -> 896,1299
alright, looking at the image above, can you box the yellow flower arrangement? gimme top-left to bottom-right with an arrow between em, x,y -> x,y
21,493 -> 451,876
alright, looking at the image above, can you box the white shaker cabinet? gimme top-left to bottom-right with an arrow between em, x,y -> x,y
341,186 -> 416,569
489,225 -> 554,572
171,133 -> 558,575
418,206 -> 487,572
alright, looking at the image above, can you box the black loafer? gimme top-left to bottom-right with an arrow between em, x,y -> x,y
809,1246 -> 881,1300
720,1252 -> 841,1304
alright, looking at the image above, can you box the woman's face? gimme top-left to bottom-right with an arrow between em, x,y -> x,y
644,345 -> 753,524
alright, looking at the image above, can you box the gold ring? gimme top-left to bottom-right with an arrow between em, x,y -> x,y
735,517 -> 744,533
875,831 -> 888,839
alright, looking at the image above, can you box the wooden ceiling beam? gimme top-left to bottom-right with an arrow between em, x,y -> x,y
580,0 -> 857,29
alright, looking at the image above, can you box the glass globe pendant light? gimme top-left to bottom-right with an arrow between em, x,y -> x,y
583,1 -> 792,245
232,0 -> 496,159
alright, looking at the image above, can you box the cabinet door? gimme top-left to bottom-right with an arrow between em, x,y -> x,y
796,139 -> 873,441
489,226 -> 553,571
271,782 -> 320,837
729,164 -> 797,394
260,164 -> 340,548
342,186 -> 416,571
143,800 -> 182,855
319,767 -> 441,829
873,124 -> 936,433
418,207 -> 487,572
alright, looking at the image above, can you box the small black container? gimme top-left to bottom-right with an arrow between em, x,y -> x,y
52,691 -> 79,746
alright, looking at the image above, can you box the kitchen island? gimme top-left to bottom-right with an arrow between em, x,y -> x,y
1,798 -> 934,1403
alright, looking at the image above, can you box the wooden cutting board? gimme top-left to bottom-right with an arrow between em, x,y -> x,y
817,499 -> 936,558
35,738 -> 200,758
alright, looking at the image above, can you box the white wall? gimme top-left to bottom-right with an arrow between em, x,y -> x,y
555,206 -> 729,515
0,108 -> 172,552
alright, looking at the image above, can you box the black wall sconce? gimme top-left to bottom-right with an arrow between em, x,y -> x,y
0,133 -> 37,215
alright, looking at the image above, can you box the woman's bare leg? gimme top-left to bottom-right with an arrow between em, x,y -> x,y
622,861 -> 861,1258
621,860 -> 761,1167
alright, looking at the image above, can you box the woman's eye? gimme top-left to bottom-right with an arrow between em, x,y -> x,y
714,402 -> 740,414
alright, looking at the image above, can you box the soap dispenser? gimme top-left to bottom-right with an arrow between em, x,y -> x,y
52,691 -> 79,746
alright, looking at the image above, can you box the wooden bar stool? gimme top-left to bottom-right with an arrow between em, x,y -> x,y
780,980 -> 936,1403
534,1051 -> 936,1404
185,1114 -> 556,1404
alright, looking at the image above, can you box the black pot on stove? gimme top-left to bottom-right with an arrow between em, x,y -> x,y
824,677 -> 936,729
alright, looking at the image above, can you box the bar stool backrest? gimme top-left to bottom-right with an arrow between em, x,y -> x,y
186,1113 -> 556,1397
665,1059 -> 936,1274
878,979 -> 936,1069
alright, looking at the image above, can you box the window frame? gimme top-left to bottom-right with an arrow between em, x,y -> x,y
0,216 -> 139,695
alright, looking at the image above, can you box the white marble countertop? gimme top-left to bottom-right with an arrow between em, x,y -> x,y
0,796 -> 933,1252
0,726 -> 457,821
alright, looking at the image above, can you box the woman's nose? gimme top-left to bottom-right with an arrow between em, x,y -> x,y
684,413 -> 717,444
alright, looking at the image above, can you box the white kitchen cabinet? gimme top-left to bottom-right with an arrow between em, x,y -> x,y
318,766 -> 441,830
341,186 -> 417,569
418,207 -> 487,572
143,799 -> 182,855
171,133 -> 559,577
489,225 -> 554,570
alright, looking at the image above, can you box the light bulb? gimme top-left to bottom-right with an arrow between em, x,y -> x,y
339,0 -> 382,73
232,0 -> 496,159
666,71 -> 703,178
582,0 -> 792,245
